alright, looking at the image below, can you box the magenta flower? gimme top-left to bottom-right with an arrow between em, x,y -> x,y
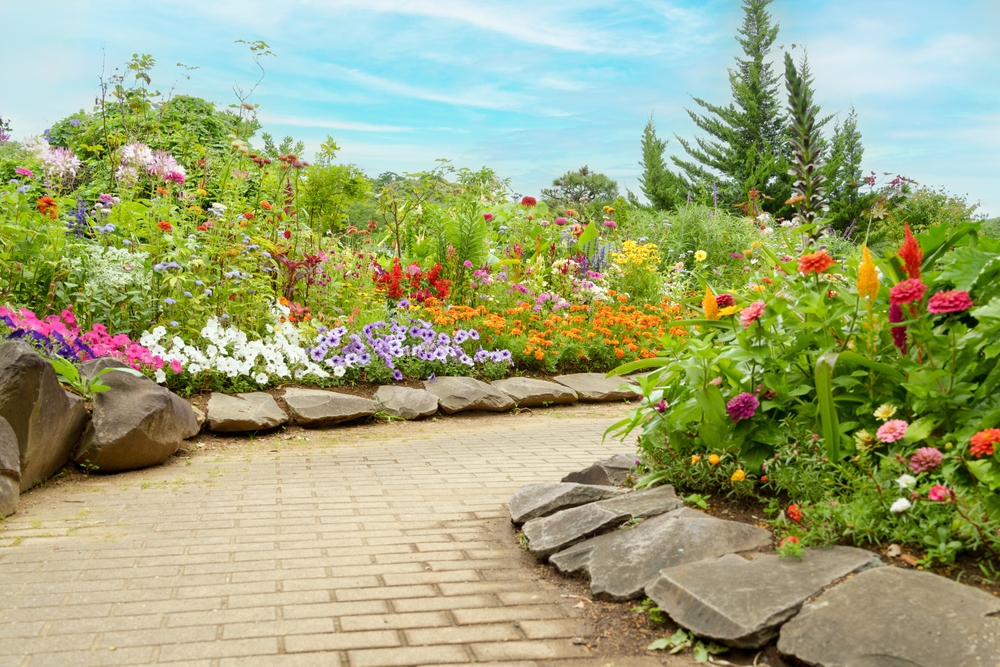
483,213 -> 494,222
889,303 -> 907,352
876,419 -> 909,443
926,290 -> 973,314
739,301 -> 766,328
555,217 -> 568,226
654,399 -> 668,414
908,447 -> 943,473
14,167 -> 34,178
927,485 -> 951,502
726,392 -> 759,422
602,220 -> 617,228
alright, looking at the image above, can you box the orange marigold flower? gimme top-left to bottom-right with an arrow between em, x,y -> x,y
260,200 -> 272,210
534,350 -> 545,361
787,504 -> 803,522
615,348 -> 625,358
243,211 -> 255,220
970,429 -> 1000,458
798,249 -> 835,275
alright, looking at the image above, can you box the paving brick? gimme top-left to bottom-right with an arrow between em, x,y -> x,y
471,640 -> 592,661
391,594 -> 499,613
339,611 -> 452,632
347,644 -> 470,667
158,637 -> 279,662
285,629 -> 400,652
405,623 -> 522,645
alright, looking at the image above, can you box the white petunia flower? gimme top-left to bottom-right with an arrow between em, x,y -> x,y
890,498 -> 912,514
154,369 -> 166,384
255,373 -> 268,385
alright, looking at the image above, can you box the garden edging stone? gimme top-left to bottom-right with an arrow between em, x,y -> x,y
552,373 -> 636,402
509,482 -> 629,525
561,453 -> 637,486
646,546 -> 882,648
283,388 -> 379,427
373,385 -> 439,420
0,416 -> 20,517
490,377 -> 578,407
423,376 -> 515,414
206,392 -> 288,432
0,342 -> 89,491
522,484 -> 683,556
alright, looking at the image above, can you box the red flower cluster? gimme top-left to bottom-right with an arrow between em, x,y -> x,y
927,290 -> 973,314
889,278 -> 927,306
899,223 -> 923,279
970,429 -> 1000,458
373,258 -> 451,303
521,196 -> 537,207
35,197 -> 58,219
157,220 -> 173,232
787,504 -> 803,523
797,249 -> 835,275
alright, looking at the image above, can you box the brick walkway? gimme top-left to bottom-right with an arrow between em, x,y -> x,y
0,406 -> 664,666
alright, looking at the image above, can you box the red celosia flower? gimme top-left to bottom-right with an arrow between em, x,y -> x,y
888,278 -> 927,306
283,230 -> 291,239
927,290 -> 973,314
798,249 -> 835,275
157,220 -> 173,232
36,197 -> 58,219
970,429 -> 1000,458
889,303 -> 907,352
898,222 -> 923,279
787,505 -> 802,522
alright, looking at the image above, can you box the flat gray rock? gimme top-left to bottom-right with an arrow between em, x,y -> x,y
374,386 -> 438,420
523,485 -> 683,556
207,392 -> 288,432
0,416 -> 19,518
0,342 -> 89,490
550,508 -> 772,600
552,373 -> 636,402
423,376 -> 514,414
171,394 -> 200,440
74,359 -> 183,473
283,388 -> 378,427
509,482 -> 628,525
648,547 -> 882,648
562,453 -> 638,486
490,377 -> 577,407
777,566 -> 1000,666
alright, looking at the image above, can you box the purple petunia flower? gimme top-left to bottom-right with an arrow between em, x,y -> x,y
726,392 -> 759,422
392,369 -> 403,381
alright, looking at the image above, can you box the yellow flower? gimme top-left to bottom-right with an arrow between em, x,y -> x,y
187,205 -> 203,214
691,455 -> 701,464
751,283 -> 767,293
719,306 -> 738,317
857,245 -> 880,304
731,469 -> 746,482
873,404 -> 897,421
603,205 -> 615,214
708,454 -> 721,465
195,188 -> 208,196
751,241 -> 763,249
702,286 -> 719,320
854,429 -> 877,451
695,250 -> 707,262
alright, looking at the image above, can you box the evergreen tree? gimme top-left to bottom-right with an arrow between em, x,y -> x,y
541,166 -> 619,205
825,107 -> 868,232
673,0 -> 787,208
784,51 -> 828,236
638,114 -> 688,210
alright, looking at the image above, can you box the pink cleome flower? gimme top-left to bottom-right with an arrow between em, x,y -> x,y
876,419 -> 909,443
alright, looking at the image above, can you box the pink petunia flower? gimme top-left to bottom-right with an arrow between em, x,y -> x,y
876,419 -> 909,443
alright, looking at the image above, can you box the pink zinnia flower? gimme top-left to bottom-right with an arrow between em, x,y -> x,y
15,167 -> 34,178
602,220 -> 617,228
555,217 -> 568,226
927,485 -> 951,502
876,419 -> 909,443
739,301 -> 766,328
716,294 -> 735,308
909,447 -> 943,473
483,213 -> 494,222
889,278 -> 927,306
926,290 -> 973,314
521,196 -> 537,207
726,392 -> 759,422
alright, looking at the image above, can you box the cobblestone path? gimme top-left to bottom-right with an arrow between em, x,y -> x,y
0,406 -> 669,666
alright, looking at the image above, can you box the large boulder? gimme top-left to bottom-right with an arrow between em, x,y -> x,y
549,508 -> 772,600
0,416 -> 19,517
552,373 -> 636,402
523,485 -> 683,557
206,392 -> 288,432
422,376 -> 514,414
777,566 -> 1000,666
171,394 -> 200,440
490,377 -> 577,407
561,453 -> 638,486
509,482 -> 629,525
73,359 -> 183,473
647,547 -> 881,648
283,388 -> 378,427
0,342 -> 89,490
373,386 -> 438,420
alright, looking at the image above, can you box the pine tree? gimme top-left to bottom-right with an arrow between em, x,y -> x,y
672,0 -> 787,208
825,107 -> 867,232
638,114 -> 688,210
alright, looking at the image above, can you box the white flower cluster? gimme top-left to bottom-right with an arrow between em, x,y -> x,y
139,305 -> 329,385
68,246 -> 151,302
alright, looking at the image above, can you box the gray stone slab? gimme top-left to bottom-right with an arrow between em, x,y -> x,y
647,547 -> 882,648
562,453 -> 638,486
74,359 -> 183,473
283,388 -> 378,427
523,485 -> 683,557
549,508 -> 772,600
0,416 -> 19,518
0,342 -> 88,491
423,376 -> 514,414
777,566 -> 1000,666
552,373 -> 636,402
490,377 -> 578,407
206,392 -> 288,432
374,385 -> 439,420
170,393 -> 200,440
509,482 -> 628,525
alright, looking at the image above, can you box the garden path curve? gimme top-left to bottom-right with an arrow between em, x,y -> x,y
0,404 -> 678,666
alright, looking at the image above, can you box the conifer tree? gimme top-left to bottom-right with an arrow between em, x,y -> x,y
825,107 -> 868,231
638,114 -> 688,210
673,0 -> 787,208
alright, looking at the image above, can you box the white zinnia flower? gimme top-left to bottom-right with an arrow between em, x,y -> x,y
895,474 -> 917,489
890,498 -> 912,514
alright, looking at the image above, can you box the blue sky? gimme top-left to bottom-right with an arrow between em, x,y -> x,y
2,0 -> 997,215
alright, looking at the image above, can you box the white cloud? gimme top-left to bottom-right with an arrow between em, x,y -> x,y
259,113 -> 412,133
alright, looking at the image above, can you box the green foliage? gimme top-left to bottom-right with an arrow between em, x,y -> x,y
541,165 -> 618,206
647,628 -> 728,662
673,0 -> 788,209
50,356 -> 142,399
638,114 -> 688,210
824,107 -> 870,232
784,52 -> 831,238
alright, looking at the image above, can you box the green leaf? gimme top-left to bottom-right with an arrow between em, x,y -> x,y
904,416 -> 939,443
647,638 -> 671,651
576,221 -> 598,252
693,644 -> 709,662
815,351 -> 843,460
938,247 -> 999,291
835,351 -> 905,382
607,358 -> 669,376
